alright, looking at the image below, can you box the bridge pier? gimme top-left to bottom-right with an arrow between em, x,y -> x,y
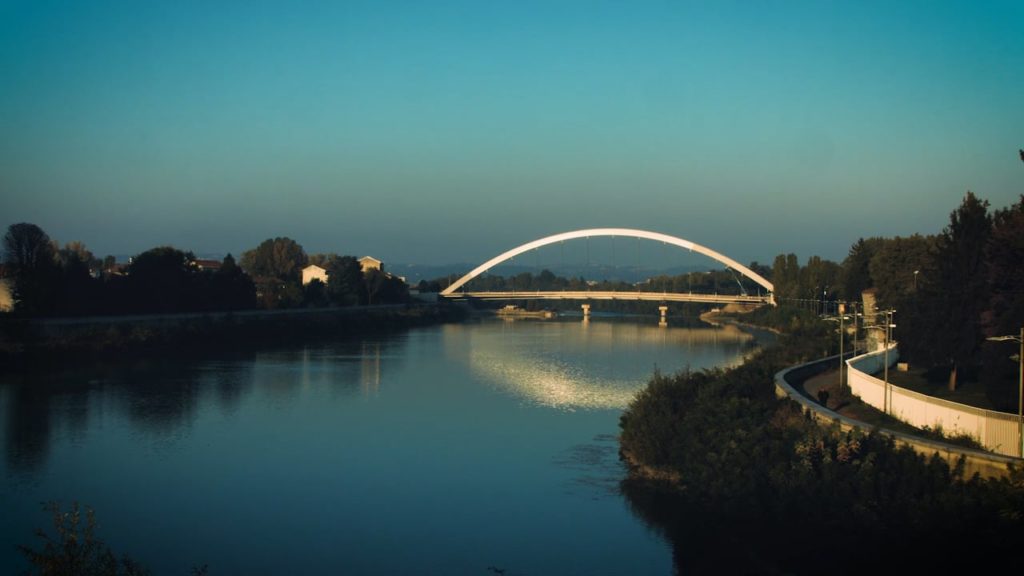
659,305 -> 668,327
581,304 -> 591,320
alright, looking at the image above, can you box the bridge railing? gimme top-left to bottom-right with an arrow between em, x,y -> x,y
439,290 -> 772,305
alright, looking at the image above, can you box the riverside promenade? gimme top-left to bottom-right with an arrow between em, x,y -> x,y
775,354 -> 1019,480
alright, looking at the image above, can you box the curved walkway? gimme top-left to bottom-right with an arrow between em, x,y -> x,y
775,354 -> 1019,480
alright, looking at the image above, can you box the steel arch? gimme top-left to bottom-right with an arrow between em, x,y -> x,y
440,228 -> 773,302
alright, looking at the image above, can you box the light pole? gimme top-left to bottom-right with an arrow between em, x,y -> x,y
883,310 -> 895,414
913,270 -> 919,291
866,309 -> 896,414
986,327 -> 1023,458
839,303 -> 845,390
825,307 -> 852,392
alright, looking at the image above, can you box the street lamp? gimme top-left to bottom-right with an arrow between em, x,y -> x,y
825,306 -> 852,393
883,310 -> 895,414
986,327 -> 1023,458
866,308 -> 896,414
913,270 -> 919,290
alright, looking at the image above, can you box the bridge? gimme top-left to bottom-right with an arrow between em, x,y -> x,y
440,228 -> 775,306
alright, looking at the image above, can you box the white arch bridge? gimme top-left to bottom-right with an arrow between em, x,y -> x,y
439,228 -> 775,306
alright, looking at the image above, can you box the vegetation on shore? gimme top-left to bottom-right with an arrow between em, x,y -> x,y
0,303 -> 466,369
1,225 -> 409,318
0,224 -> 468,365
618,310 -> 1024,574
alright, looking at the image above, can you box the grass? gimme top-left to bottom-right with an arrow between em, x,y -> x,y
879,365 -> 998,411
800,369 -> 986,450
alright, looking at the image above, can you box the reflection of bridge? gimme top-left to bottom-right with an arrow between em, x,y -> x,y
440,228 -> 774,306
443,321 -> 757,409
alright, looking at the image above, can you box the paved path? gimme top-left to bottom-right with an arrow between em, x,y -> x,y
801,368 -> 841,409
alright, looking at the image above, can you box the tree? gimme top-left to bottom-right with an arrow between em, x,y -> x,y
986,195 -> 1024,335
915,192 -> 992,390
3,223 -> 59,314
838,238 -> 880,301
326,256 -> 363,306
302,278 -> 329,307
240,238 -> 308,309
126,246 -> 197,313
867,234 -> 934,310
239,237 -> 307,282
364,269 -> 409,305
770,254 -> 800,303
798,256 -> 841,313
55,241 -> 100,315
210,253 -> 256,311
980,196 -> 1024,409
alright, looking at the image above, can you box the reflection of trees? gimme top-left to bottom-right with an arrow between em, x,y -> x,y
206,357 -> 257,415
1,338 -> 399,475
619,478 -> 812,575
2,354 -> 256,471
113,359 -> 207,431
620,478 -> 836,575
4,380 -> 53,473
620,471 -> 1019,575
264,339 -> 393,399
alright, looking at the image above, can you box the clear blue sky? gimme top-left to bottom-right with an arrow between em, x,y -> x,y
2,1 -> 1022,267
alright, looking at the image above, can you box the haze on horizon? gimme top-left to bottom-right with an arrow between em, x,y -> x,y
2,1 -> 1022,269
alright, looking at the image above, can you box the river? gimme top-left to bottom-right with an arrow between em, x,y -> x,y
1,315 -> 770,575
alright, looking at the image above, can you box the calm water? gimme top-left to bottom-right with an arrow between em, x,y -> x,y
1,316 -> 767,575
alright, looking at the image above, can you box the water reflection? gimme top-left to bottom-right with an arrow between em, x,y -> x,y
1,320 -> 763,575
3,383 -> 53,473
448,319 -> 758,410
0,341 -> 393,474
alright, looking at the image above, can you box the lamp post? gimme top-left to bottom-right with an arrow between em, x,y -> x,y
866,308 -> 896,414
986,327 -> 1023,458
882,310 -> 895,414
824,305 -> 854,392
839,303 -> 845,390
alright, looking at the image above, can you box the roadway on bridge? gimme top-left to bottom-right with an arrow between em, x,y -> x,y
442,290 -> 772,305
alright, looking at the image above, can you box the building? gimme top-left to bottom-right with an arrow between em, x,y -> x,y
0,275 -> 11,312
358,256 -> 383,274
302,264 -> 329,285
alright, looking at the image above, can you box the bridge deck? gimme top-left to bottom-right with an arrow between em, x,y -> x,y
440,291 -> 772,305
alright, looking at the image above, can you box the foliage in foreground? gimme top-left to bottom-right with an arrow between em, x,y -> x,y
18,502 -> 211,576
18,502 -> 150,576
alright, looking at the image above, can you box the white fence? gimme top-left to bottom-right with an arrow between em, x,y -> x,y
847,346 -> 1022,457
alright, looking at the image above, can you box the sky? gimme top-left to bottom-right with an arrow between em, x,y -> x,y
1,1 -> 1022,269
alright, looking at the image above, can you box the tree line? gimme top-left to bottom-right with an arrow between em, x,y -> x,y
0,225 -> 408,317
770,192 -> 1024,393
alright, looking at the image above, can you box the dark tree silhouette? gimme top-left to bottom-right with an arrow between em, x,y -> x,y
2,223 -> 59,314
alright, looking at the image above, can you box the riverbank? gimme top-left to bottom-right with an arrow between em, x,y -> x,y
0,303 -> 467,369
620,311 -> 1024,567
617,321 -> 1024,574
